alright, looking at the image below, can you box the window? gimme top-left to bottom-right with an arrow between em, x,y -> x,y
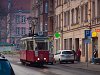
76,7 -> 79,23
21,15 -> 26,24
57,0 -> 61,7
71,9 -> 74,24
97,0 -> 100,16
85,3 -> 88,22
64,12 -> 67,26
64,39 -> 68,50
68,11 -> 70,25
64,0 -> 69,3
16,44 -> 20,49
45,23 -> 48,31
81,5 -> 84,22
64,11 -> 70,26
59,0 -> 61,6
16,27 -> 20,35
62,51 -> 73,54
59,14 -> 61,28
45,2 -> 48,13
21,27 -> 26,35
40,3 -> 43,14
92,1 -> 95,19
56,15 -> 59,29
16,15 -> 20,24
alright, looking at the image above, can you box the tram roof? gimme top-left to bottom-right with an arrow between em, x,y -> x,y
20,36 -> 49,40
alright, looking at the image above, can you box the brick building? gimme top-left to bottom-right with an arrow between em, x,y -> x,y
7,0 -> 32,50
32,0 -> 48,36
31,0 -> 55,52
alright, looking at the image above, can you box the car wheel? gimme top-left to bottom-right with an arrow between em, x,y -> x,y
50,62 -> 54,65
59,59 -> 62,64
71,61 -> 74,64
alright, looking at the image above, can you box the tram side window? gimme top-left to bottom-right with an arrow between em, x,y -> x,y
20,41 -> 26,50
36,42 -> 48,50
27,41 -> 33,50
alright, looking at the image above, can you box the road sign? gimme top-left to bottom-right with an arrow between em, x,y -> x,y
84,39 -> 91,44
92,31 -> 97,37
54,32 -> 61,39
85,30 -> 91,38
95,29 -> 100,32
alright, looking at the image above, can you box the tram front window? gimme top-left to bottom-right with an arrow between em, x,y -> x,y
36,42 -> 48,50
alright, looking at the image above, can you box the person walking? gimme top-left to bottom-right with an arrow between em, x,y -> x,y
93,45 -> 98,58
93,50 -> 98,58
76,49 -> 81,62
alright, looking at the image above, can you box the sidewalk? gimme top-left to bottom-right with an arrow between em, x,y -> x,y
61,61 -> 100,72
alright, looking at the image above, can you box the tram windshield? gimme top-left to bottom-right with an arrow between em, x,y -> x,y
35,42 -> 48,50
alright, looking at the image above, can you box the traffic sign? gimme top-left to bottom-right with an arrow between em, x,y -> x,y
92,31 -> 97,37
54,32 -> 61,39
84,39 -> 91,44
85,30 -> 91,38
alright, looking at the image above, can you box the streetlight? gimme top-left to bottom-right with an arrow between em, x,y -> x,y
27,16 -> 38,36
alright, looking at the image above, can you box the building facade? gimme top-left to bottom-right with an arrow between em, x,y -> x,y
32,0 -> 48,36
0,0 -> 8,42
31,0 -> 55,52
48,0 -> 55,52
54,0 -> 100,62
7,0 -> 32,50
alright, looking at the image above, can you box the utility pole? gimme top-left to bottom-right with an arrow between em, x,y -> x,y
88,0 -> 93,63
61,0 -> 63,50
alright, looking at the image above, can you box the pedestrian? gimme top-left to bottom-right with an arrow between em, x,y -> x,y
76,49 -> 81,62
93,50 -> 98,58
93,45 -> 98,58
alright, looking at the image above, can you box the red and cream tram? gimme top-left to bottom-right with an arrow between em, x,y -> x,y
20,36 -> 50,66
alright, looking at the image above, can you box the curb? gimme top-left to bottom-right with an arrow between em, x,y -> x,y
61,64 -> 100,73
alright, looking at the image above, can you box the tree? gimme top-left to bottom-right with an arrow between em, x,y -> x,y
0,1 -> 8,42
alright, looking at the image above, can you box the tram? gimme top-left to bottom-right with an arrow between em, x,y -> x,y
20,36 -> 50,66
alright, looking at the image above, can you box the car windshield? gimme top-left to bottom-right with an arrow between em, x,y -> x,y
62,51 -> 73,54
0,60 -> 11,75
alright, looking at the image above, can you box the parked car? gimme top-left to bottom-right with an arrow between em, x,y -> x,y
0,57 -> 15,75
54,50 -> 75,64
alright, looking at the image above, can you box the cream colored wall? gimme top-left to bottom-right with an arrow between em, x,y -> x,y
54,0 -> 100,62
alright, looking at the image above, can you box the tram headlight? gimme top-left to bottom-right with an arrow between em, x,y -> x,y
37,58 -> 40,60
44,58 -> 46,60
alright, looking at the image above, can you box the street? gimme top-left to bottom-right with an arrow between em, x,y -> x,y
6,55 -> 100,75
11,62 -> 100,75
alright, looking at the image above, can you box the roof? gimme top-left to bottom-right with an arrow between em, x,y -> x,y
21,36 -> 49,40
0,42 -> 15,46
58,50 -> 73,51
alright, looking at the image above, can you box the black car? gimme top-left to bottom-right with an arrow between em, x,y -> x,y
0,57 -> 15,75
